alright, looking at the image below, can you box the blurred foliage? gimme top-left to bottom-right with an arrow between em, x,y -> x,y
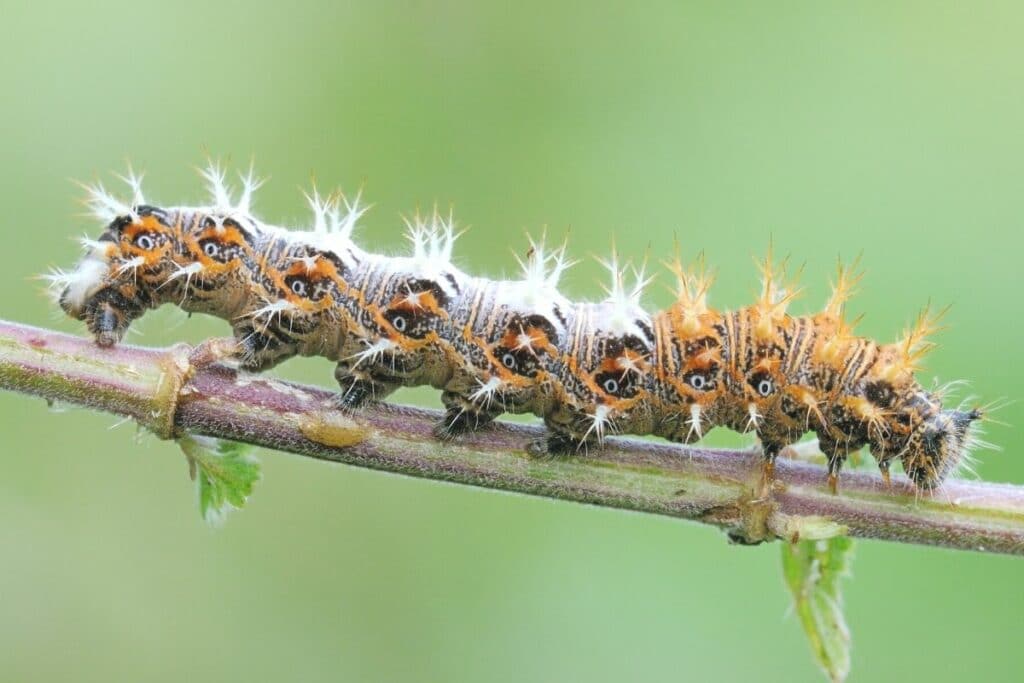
2,2 -> 1023,682
179,437 -> 261,525
783,538 -> 855,682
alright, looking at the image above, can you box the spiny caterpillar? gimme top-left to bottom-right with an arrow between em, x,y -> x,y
47,163 -> 987,493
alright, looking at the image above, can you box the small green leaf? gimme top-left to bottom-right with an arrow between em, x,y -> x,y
781,536 -> 854,683
178,435 -> 261,525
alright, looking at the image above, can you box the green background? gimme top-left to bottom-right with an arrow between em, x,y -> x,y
2,2 -> 1021,681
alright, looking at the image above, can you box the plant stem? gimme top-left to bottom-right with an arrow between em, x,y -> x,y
1,318 -> 1022,554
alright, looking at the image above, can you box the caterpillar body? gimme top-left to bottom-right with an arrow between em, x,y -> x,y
48,165 -> 985,492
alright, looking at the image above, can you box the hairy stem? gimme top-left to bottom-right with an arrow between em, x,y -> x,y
1,319 -> 1022,554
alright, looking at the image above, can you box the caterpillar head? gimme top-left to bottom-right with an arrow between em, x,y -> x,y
865,385 -> 985,490
52,206 -> 178,346
900,406 -> 983,490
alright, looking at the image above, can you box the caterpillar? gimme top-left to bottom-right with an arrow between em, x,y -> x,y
46,163 -> 986,492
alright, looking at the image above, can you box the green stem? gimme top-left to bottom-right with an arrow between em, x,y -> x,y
1,319 -> 1022,554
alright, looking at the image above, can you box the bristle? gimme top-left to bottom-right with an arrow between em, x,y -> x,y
235,162 -> 264,215
305,185 -> 332,234
304,185 -> 366,251
330,189 -> 367,240
667,250 -> 713,313
79,180 -> 138,223
245,299 -> 298,333
78,235 -> 108,254
43,255 -> 109,311
199,160 -> 234,211
972,397 -> 1014,428
39,268 -> 74,304
469,376 -> 504,408
823,254 -> 863,319
839,312 -> 864,338
515,231 -> 574,294
160,262 -> 205,295
596,247 -> 652,338
754,244 -> 802,331
116,164 -> 146,207
950,411 -> 990,481
291,254 -> 320,274
932,378 -> 970,402
687,404 -> 703,440
581,405 -> 612,444
349,338 -> 396,368
405,208 -> 459,266
115,256 -> 146,278
491,232 -> 574,330
899,304 -> 949,369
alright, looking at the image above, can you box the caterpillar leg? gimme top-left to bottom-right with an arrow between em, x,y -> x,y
526,431 -> 583,458
820,442 -> 846,495
526,402 -> 619,457
759,441 -> 786,491
878,461 -> 892,489
333,362 -> 398,411
233,324 -> 294,371
433,391 -> 500,439
526,415 -> 597,457
821,436 -> 873,494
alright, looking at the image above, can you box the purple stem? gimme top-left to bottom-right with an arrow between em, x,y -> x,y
1,319 -> 1022,554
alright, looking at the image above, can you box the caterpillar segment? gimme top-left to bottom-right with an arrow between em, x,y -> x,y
650,254 -> 726,444
327,214 -> 466,410
228,188 -> 365,371
425,233 -> 573,437
49,164 -> 987,494
532,255 -> 658,454
234,232 -> 349,371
